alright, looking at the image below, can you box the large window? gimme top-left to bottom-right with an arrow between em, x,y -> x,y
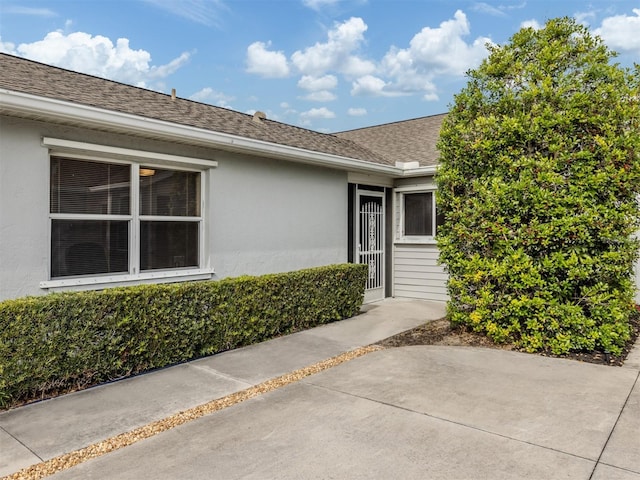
398,190 -> 443,242
50,157 -> 202,279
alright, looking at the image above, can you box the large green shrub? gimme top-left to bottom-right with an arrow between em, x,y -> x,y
437,18 -> 640,355
0,263 -> 367,409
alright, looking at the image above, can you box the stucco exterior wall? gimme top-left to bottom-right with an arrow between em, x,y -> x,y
0,116 -> 348,301
210,151 -> 347,278
0,116 -> 50,300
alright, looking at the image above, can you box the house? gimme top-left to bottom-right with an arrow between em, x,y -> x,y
0,53 -> 448,304
1,53 -> 638,304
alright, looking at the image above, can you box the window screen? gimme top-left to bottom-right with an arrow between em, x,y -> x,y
49,157 -> 201,279
50,157 -> 130,215
404,192 -> 433,236
51,220 -> 129,277
139,167 -> 200,217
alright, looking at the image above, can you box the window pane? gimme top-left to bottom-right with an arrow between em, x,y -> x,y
140,221 -> 199,270
51,220 -> 129,277
404,192 -> 433,236
50,157 -> 130,215
139,168 -> 200,217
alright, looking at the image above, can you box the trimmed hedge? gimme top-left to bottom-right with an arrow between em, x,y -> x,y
0,263 -> 367,409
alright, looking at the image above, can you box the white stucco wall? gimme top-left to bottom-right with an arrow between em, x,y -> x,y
0,116 -> 348,301
0,116 -> 51,300
210,151 -> 347,279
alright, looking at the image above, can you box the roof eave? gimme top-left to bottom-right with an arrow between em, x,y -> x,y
0,88 -> 403,176
399,165 -> 439,177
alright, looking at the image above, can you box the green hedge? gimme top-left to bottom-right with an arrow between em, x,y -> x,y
436,18 -> 640,355
0,263 -> 367,409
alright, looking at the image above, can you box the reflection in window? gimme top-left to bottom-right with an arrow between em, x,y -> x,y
140,221 -> 199,270
51,220 -> 129,277
139,168 -> 200,217
50,157 -> 130,215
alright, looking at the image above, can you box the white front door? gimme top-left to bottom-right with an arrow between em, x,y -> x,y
356,190 -> 385,303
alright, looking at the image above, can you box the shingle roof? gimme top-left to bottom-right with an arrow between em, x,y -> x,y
335,114 -> 445,167
0,53 -> 392,165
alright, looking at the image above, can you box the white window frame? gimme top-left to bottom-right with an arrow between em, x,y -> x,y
395,185 -> 438,245
40,138 -> 217,292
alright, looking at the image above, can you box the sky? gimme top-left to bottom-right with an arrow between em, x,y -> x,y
1,1 -> 639,133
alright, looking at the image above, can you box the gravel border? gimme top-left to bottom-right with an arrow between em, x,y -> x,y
4,345 -> 383,480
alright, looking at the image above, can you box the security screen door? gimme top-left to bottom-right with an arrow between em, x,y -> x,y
356,190 -> 385,303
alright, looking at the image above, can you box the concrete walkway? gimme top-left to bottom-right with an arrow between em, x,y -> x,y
1,298 -> 639,479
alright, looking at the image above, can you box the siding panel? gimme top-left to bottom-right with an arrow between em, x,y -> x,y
393,243 -> 448,301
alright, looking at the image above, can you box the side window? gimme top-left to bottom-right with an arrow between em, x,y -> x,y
404,192 -> 434,236
398,190 -> 442,242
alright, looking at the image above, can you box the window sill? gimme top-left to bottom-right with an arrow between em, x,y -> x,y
40,268 -> 215,292
394,237 -> 438,245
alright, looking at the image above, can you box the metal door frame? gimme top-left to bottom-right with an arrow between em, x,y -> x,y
355,189 -> 385,303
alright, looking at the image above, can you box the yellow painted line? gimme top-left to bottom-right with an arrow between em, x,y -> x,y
4,345 -> 383,480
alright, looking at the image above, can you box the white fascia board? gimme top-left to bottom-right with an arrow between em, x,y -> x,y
399,165 -> 438,177
1,88 -> 400,176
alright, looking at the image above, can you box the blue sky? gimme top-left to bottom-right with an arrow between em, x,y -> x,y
1,1 -> 639,132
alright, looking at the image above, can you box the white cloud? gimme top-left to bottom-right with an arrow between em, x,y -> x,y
399,10 -> 490,77
595,8 -> 640,55
2,6 -> 57,16
302,90 -> 337,101
246,41 -> 290,78
188,87 -> 234,108
356,10 -> 487,99
297,74 -> 338,91
380,47 -> 439,98
472,1 -> 525,17
298,75 -> 338,101
280,103 -> 298,116
574,11 -> 596,26
301,107 -> 336,119
520,19 -> 542,30
246,10 -> 489,105
341,55 -> 376,77
347,107 -> 367,116
142,0 -> 228,27
302,0 -> 340,10
0,38 -> 16,53
350,75 -> 385,96
471,2 -> 506,17
4,31 -> 190,88
291,17 -> 375,77
351,75 -> 408,97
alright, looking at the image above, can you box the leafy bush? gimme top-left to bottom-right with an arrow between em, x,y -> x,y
437,18 -> 640,355
0,264 -> 367,409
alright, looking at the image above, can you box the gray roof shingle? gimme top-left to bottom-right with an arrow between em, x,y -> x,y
335,114 -> 445,167
0,53 -> 391,165
0,53 -> 444,168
